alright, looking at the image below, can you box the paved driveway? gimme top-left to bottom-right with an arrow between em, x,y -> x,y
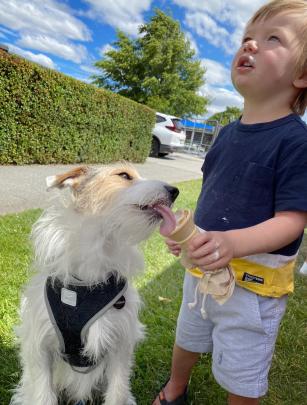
0,153 -> 204,215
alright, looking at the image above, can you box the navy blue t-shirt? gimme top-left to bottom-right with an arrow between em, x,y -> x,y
194,114 -> 307,256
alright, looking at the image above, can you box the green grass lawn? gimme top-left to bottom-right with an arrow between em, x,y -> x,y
0,179 -> 306,405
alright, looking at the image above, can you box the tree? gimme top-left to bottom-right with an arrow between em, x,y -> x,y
92,9 -> 208,117
208,106 -> 242,126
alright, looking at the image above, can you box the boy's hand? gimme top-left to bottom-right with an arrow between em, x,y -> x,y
187,231 -> 235,270
165,238 -> 182,257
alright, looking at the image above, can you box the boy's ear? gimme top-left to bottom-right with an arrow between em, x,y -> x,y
293,70 -> 307,89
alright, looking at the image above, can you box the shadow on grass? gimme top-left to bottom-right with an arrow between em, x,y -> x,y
0,337 -> 20,404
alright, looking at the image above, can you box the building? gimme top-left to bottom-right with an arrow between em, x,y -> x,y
181,118 -> 222,155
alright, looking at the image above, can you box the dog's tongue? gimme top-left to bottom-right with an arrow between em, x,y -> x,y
154,205 -> 176,236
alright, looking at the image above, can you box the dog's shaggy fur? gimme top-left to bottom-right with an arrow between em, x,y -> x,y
11,164 -> 178,405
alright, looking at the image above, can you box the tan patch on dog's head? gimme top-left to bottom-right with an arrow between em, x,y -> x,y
47,163 -> 142,214
79,164 -> 141,213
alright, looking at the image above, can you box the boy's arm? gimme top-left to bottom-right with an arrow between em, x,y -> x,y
188,211 -> 307,270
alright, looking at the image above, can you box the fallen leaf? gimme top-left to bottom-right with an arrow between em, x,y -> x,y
158,296 -> 172,303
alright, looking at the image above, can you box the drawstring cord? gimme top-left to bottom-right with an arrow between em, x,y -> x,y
188,281 -> 199,310
187,267 -> 235,319
188,273 -> 210,319
200,293 -> 208,319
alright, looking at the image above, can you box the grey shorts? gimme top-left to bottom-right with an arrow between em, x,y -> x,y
176,272 -> 287,398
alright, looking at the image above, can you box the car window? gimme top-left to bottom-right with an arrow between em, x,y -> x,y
172,119 -> 183,130
156,115 -> 166,123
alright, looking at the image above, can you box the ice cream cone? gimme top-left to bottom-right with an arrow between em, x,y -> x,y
168,209 -> 202,272
168,209 -> 199,247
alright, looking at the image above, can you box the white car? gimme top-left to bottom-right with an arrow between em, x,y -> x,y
150,112 -> 186,157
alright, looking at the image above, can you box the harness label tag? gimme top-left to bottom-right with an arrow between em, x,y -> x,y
61,288 -> 77,306
242,272 -> 264,284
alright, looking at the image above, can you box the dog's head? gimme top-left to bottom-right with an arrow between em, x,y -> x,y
46,163 -> 179,244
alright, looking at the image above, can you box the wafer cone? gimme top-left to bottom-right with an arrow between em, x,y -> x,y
168,209 -> 200,271
168,209 -> 198,248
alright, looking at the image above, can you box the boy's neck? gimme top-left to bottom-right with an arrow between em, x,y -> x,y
240,102 -> 293,124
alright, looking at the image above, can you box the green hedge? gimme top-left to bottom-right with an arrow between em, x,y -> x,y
0,50 -> 155,164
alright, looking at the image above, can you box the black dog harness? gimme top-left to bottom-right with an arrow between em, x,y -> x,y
44,273 -> 127,373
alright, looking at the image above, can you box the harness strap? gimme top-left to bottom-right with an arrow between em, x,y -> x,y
45,273 -> 127,373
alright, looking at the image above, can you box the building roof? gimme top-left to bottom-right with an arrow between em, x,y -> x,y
181,119 -> 214,132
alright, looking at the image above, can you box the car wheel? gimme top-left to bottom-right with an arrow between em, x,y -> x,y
150,137 -> 160,157
158,152 -> 169,157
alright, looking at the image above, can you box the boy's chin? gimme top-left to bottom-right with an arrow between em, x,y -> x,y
232,78 -> 260,99
232,80 -> 249,97
231,74 -> 247,94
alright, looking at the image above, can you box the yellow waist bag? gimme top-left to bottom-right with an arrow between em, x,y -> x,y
230,258 -> 295,297
188,258 -> 295,298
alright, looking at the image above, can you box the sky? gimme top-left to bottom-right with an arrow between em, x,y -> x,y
0,0 -> 306,121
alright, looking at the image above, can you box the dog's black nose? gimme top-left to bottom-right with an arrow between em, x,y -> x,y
164,185 -> 179,202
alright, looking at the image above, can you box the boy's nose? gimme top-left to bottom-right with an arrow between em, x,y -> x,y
243,40 -> 258,53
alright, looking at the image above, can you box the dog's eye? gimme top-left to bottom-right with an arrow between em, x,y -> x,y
118,172 -> 133,181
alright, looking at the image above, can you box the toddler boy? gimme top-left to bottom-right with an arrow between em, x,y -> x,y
153,1 -> 307,404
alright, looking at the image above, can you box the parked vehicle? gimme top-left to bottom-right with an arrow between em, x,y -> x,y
150,112 -> 186,157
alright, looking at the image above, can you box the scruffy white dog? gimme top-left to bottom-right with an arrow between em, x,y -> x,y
11,164 -> 179,405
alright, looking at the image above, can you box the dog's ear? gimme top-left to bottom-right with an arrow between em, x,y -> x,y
46,166 -> 89,190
